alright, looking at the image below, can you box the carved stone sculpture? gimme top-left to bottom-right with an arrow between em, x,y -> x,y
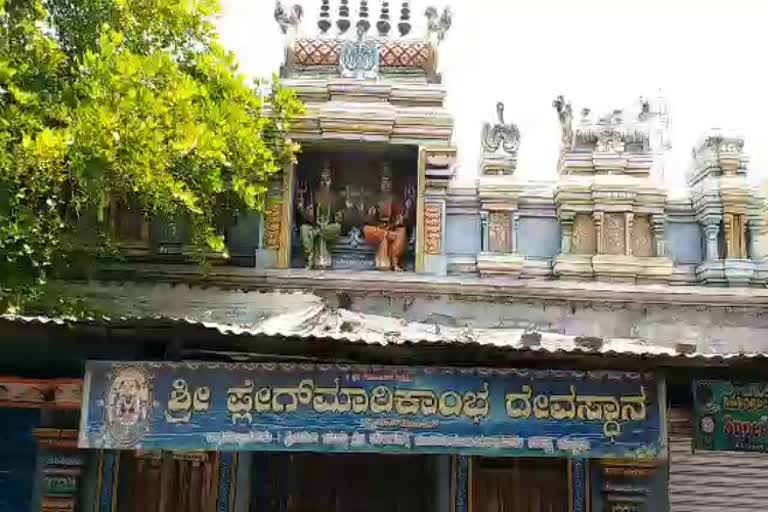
553,95 -> 574,151
340,25 -> 379,79
425,6 -> 452,44
363,163 -> 410,271
298,162 -> 342,269
273,0 -> 303,34
481,102 -> 520,155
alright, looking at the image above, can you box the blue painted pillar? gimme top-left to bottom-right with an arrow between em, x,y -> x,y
570,459 -> 588,512
453,455 -> 469,512
217,452 -> 238,512
96,451 -> 120,512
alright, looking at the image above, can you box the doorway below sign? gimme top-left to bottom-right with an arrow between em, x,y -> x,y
471,457 -> 569,512
251,452 -> 450,512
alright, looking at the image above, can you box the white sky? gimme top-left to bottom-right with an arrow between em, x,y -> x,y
217,0 -> 768,190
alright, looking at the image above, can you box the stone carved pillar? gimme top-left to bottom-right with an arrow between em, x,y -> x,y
749,221 -> 763,260
651,214 -> 666,257
624,212 -> 634,256
560,217 -> 574,254
33,429 -> 84,512
480,211 -> 489,252
593,211 -> 604,254
703,220 -> 720,261
723,212 -> 734,259
512,212 -> 520,253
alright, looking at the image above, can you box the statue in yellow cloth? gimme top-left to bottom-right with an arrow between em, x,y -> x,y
298,161 -> 342,269
363,163 -> 411,271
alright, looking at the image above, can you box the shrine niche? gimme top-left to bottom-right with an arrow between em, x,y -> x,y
290,144 -> 418,271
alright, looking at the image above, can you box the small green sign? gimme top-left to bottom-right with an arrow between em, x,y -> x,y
694,380 -> 768,452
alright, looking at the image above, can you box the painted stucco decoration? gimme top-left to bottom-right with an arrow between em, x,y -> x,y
102,365 -> 154,448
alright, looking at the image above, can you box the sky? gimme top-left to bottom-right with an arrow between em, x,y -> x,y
216,0 -> 768,191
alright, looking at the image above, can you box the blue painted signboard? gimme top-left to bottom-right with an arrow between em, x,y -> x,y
79,361 -> 664,458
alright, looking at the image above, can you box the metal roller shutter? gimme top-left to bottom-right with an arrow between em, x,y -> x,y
669,408 -> 768,512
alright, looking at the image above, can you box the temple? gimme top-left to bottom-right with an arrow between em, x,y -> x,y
1,2 -> 768,512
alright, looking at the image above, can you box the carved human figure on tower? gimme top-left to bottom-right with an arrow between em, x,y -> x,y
298,161 -> 342,269
553,95 -> 573,149
363,163 -> 411,271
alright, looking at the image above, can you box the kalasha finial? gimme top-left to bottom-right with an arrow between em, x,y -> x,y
318,0 -> 332,34
377,1 -> 391,36
357,0 -> 371,33
337,0 -> 351,34
398,1 -> 411,37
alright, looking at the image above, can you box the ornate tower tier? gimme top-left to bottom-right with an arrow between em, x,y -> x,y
687,130 -> 767,286
552,96 -> 674,284
266,1 -> 457,275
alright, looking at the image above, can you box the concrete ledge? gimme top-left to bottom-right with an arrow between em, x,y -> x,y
91,263 -> 768,307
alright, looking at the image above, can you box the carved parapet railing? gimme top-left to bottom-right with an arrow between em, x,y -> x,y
34,429 -> 84,512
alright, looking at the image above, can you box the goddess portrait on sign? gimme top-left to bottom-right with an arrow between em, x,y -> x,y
105,366 -> 152,447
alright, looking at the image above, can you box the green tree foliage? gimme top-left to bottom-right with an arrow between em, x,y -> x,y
0,0 -> 302,312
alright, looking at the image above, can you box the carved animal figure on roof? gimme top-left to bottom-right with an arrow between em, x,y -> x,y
481,102 -> 520,154
274,0 -> 303,34
425,6 -> 452,43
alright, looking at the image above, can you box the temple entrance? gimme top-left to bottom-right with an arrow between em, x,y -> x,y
252,452 -> 447,512
291,143 -> 419,271
471,458 -> 569,512
116,452 -> 219,512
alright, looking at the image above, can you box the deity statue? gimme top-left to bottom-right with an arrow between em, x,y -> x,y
298,162 -> 342,269
363,163 -> 411,271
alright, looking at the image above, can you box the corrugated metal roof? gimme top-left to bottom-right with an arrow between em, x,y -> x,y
2,308 -> 766,363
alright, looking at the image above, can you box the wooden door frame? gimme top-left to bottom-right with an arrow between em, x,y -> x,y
464,456 -> 587,512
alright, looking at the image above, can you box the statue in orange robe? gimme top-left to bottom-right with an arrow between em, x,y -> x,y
363,164 -> 409,271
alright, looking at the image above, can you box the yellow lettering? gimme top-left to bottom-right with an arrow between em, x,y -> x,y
226,380 -> 254,425
462,382 -> 491,424
370,385 -> 393,414
192,386 -> 211,413
620,386 -> 647,421
313,378 -> 342,413
164,379 -> 192,424
505,385 -> 533,419
438,390 -> 463,417
340,387 -> 370,414
254,387 -> 272,413
533,394 -> 550,419
549,386 -> 576,420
